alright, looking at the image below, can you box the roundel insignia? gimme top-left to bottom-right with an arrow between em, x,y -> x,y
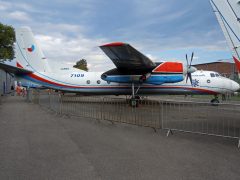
27,45 -> 35,52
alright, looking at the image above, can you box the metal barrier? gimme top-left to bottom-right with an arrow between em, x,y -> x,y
38,91 -> 51,109
29,90 -> 240,147
60,95 -> 102,119
162,100 -> 240,145
102,97 -> 161,129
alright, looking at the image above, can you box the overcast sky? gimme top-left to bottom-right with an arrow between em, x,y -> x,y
0,0 -> 232,71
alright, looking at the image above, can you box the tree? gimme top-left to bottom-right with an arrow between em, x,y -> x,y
73,59 -> 88,71
0,23 -> 15,62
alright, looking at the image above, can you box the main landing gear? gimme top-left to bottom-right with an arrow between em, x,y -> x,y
130,83 -> 141,107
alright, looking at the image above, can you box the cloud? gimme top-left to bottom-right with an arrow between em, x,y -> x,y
0,1 -> 9,10
32,24 -> 113,72
2,0 -> 232,71
8,11 -> 31,22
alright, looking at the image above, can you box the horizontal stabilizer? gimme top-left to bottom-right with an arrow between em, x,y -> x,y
0,63 -> 33,75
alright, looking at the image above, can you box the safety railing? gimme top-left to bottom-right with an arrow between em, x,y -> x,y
102,97 -> 161,129
161,100 -> 240,140
29,90 -> 240,147
60,95 -> 102,120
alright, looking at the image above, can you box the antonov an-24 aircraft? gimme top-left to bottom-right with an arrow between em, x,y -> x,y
0,27 -> 239,104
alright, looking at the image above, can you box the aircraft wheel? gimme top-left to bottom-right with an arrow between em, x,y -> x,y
210,98 -> 219,106
130,98 -> 138,107
135,95 -> 141,100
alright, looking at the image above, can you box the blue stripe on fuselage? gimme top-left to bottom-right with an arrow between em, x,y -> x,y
104,74 -> 184,84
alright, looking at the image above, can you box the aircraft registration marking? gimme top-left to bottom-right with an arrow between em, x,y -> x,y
70,73 -> 85,77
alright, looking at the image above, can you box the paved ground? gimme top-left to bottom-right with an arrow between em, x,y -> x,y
0,96 -> 240,180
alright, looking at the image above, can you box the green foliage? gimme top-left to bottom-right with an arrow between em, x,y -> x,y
0,23 -> 15,62
73,59 -> 88,71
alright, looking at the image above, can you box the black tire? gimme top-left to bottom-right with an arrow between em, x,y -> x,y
135,95 -> 141,100
210,98 -> 219,106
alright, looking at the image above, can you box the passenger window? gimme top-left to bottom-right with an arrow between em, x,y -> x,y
210,73 -> 215,77
97,80 -> 101,84
107,81 -> 111,84
86,80 -> 90,84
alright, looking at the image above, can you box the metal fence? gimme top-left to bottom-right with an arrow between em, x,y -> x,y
161,100 -> 240,139
102,97 -> 162,129
28,90 -> 240,147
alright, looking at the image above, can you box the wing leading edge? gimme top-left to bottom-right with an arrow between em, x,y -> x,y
100,42 -> 156,72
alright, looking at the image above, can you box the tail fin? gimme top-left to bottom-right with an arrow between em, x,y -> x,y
210,0 -> 240,74
15,27 -> 51,73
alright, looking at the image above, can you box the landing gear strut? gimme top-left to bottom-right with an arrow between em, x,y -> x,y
130,83 -> 141,107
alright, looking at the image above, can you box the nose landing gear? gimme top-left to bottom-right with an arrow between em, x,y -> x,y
210,95 -> 219,106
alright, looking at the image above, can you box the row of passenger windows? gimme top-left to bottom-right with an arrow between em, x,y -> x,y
86,80 -> 110,84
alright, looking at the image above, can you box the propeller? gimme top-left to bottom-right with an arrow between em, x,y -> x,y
185,52 -> 197,85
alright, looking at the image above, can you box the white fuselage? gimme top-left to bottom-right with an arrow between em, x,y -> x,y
17,67 -> 240,95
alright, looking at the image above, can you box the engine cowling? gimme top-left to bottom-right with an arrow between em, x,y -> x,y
101,62 -> 185,85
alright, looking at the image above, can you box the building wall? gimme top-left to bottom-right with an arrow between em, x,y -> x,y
0,69 -> 15,96
194,62 -> 237,78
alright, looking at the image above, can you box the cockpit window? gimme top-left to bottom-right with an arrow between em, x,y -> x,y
210,73 -> 215,77
215,73 -> 220,77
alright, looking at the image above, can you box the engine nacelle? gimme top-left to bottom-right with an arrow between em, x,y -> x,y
101,70 -> 184,85
101,62 -> 185,84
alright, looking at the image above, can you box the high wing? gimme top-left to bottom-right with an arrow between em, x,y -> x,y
100,42 -> 156,72
0,63 -> 33,75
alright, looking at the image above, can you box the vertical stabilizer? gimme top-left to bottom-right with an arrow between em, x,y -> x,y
210,0 -> 240,75
15,27 -> 51,73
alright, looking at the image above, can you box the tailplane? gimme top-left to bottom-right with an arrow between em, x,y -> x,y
15,27 -> 51,73
210,0 -> 240,74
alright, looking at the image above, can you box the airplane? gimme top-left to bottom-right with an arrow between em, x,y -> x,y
0,27 -> 239,106
210,0 -> 240,76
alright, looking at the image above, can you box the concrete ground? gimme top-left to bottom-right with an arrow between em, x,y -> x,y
0,96 -> 240,180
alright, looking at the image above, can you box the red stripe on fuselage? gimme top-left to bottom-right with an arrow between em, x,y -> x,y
159,86 -> 218,95
28,73 -> 81,88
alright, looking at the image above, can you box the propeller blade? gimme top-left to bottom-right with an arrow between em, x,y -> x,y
188,73 -> 193,85
190,52 -> 194,66
185,52 -> 196,85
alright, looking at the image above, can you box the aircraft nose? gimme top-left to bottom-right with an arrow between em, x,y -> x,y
232,81 -> 240,92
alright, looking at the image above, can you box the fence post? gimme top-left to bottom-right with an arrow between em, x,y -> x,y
38,90 -> 40,104
48,91 -> 51,109
59,93 -> 62,115
26,88 -> 30,102
101,97 -> 104,120
160,101 -> 164,130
